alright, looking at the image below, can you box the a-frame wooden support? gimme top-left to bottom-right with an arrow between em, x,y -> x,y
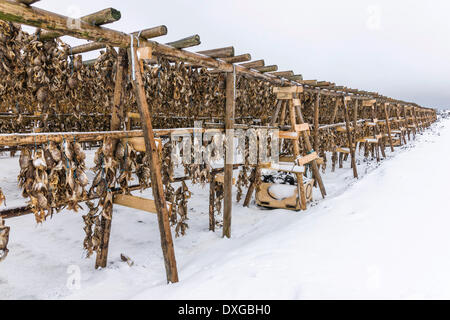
129,45 -> 178,283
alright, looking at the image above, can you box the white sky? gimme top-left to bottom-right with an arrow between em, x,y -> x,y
27,0 -> 450,109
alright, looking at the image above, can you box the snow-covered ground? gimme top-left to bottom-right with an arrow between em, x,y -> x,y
1,118 -> 449,300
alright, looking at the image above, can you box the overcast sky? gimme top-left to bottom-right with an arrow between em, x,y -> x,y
28,0 -> 450,109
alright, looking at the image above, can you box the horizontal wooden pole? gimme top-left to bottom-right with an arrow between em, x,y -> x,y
40,7 -> 122,41
254,65 -> 278,73
269,70 -> 294,77
16,0 -> 38,4
197,46 -> 234,58
71,25 -> 168,55
286,74 -> 303,81
222,53 -> 251,63
240,59 -> 264,68
167,35 -> 200,49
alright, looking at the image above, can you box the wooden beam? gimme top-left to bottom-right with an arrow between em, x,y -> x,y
130,45 -> 179,283
223,67 -> 236,239
343,97 -> 358,179
254,65 -> 278,73
166,35 -> 201,49
40,8 -> 122,41
222,53 -> 251,64
16,0 -> 39,5
269,71 -> 294,78
239,59 -> 264,69
197,46 -> 234,58
70,25 -> 168,55
113,194 -> 172,214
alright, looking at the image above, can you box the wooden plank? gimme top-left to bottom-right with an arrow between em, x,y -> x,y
362,99 -> 376,107
122,137 -> 162,153
240,59 -> 264,69
71,26 -> 168,55
113,194 -> 172,214
130,46 -> 178,283
223,68 -> 235,239
313,92 -> 320,153
278,131 -> 299,139
273,86 -> 303,94
222,54 -> 251,64
137,46 -> 152,60
166,35 -> 201,49
215,174 -> 236,185
295,123 -> 310,132
40,7 -> 122,41
276,92 -> 295,100
297,152 -> 319,166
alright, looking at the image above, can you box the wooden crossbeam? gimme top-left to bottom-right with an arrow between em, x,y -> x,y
71,26 -> 168,55
167,35 -> 201,49
239,59 -> 264,68
40,8 -> 122,41
114,194 -> 172,214
222,54 -> 251,63
197,46 -> 234,58
254,65 -> 278,73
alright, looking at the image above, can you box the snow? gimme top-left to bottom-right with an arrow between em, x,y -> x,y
267,184 -> 296,200
0,118 -> 449,300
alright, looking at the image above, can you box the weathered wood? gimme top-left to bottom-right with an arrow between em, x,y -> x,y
343,97 -> 358,179
273,86 -> 303,94
130,46 -> 178,283
209,174 -> 216,231
270,100 -> 283,127
254,65 -> 278,73
240,59 -> 264,69
167,35 -> 201,49
222,54 -> 251,64
223,68 -> 235,239
40,8 -> 122,41
197,46 -> 234,58
286,74 -> 303,81
113,194 -> 172,214
313,91 -> 320,152
71,26 -> 168,55
330,99 -> 339,124
269,71 -> 294,78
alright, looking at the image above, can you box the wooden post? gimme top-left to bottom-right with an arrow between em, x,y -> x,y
343,97 -> 358,179
270,100 -> 282,126
130,46 -> 178,283
313,91 -> 320,153
295,98 -> 327,198
383,103 -> 395,152
209,173 -> 216,232
223,67 -> 236,239
95,48 -> 127,269
243,167 -> 259,207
